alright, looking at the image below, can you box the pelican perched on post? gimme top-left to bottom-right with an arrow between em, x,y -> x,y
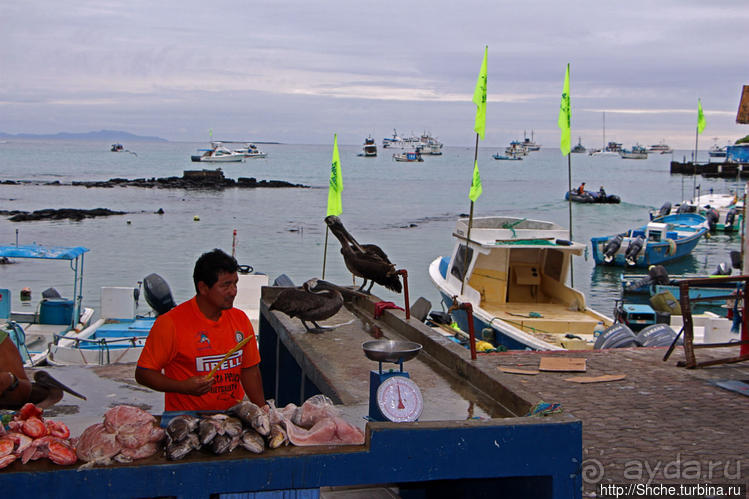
324,215 -> 402,294
269,278 -> 353,333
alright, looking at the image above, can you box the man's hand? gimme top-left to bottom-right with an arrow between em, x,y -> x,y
181,375 -> 214,396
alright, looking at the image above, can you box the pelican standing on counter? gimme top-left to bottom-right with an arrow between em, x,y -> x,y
324,215 -> 402,294
269,278 -> 349,333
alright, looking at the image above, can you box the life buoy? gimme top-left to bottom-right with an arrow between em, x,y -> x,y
665,238 -> 676,256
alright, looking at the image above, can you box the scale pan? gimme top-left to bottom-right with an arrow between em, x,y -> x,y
362,340 -> 422,363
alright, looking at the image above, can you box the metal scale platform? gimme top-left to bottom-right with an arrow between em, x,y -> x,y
362,339 -> 424,422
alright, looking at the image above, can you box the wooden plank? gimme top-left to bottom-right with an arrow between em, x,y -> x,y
499,366 -> 540,375
737,85 -> 749,124
564,374 -> 626,384
538,357 -> 587,372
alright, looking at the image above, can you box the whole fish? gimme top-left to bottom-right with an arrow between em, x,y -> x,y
267,423 -> 288,449
166,433 -> 200,461
198,418 -> 219,445
223,416 -> 244,438
210,433 -> 239,455
239,429 -> 264,454
228,401 -> 270,436
166,415 -> 199,442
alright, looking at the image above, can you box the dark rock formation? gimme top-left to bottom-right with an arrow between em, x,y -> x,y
0,208 -> 126,222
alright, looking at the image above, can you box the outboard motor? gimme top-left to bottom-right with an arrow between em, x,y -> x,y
143,273 -> 176,316
624,235 -> 645,266
730,250 -> 743,271
725,207 -> 737,229
603,234 -> 624,263
704,208 -> 719,231
714,261 -> 732,276
676,203 -> 690,214
648,265 -> 669,285
657,201 -> 671,218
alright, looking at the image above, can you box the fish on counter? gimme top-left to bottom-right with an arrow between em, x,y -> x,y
227,401 -> 270,436
0,403 -> 77,468
269,395 -> 365,446
239,429 -> 265,454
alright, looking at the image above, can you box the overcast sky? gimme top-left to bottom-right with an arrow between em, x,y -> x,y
2,0 -> 748,148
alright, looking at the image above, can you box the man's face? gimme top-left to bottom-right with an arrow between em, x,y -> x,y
200,271 -> 238,311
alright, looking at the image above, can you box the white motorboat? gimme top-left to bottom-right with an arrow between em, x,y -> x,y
429,217 -> 612,351
191,142 -> 245,162
234,143 -> 267,159
360,136 -> 377,157
647,141 -> 673,154
619,144 -> 648,159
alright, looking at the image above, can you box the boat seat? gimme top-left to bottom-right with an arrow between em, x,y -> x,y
484,302 -> 600,335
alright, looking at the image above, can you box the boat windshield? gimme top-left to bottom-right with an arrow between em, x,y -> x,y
451,244 -> 473,280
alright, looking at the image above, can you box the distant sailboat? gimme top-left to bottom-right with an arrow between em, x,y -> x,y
589,112 -> 619,157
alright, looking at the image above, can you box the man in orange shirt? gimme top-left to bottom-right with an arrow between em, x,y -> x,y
136,249 -> 265,411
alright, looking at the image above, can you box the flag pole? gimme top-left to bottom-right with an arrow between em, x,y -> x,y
322,226 -> 330,279
461,133 -> 480,295
693,124 -> 699,202
567,153 -> 574,287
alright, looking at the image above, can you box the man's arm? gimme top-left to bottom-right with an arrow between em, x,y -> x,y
135,367 -> 214,396
240,365 -> 265,407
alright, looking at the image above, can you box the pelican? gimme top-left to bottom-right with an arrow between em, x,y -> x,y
324,215 -> 402,294
269,278 -> 353,333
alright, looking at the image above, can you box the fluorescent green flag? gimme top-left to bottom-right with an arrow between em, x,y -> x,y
697,99 -> 706,134
473,46 -> 488,140
469,159 -> 482,201
326,134 -> 343,216
558,64 -> 571,155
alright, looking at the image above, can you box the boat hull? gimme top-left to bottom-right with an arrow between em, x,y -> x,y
591,229 -> 705,267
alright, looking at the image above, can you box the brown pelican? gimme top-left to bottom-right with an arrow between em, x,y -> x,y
324,215 -> 402,294
0,370 -> 86,410
269,278 -> 351,333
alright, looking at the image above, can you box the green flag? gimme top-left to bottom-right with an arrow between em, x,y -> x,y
558,64 -> 571,155
697,99 -> 706,134
469,159 -> 482,202
326,134 -> 343,216
473,46 -> 488,140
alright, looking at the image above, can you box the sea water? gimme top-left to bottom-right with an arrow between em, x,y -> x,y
0,140 -> 742,320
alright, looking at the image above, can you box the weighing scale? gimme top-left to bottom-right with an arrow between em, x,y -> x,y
362,340 -> 424,422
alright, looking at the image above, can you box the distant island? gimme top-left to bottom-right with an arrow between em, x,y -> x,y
0,129 -> 168,142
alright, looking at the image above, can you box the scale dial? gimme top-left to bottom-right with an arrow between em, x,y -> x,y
376,376 -> 423,422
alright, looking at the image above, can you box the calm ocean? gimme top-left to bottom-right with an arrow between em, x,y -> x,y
0,140 -> 742,319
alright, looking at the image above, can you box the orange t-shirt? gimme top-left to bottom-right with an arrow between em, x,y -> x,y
137,297 -> 260,411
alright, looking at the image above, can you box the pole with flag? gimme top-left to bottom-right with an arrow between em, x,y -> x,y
461,45 -> 487,295
558,63 -> 573,286
693,99 -> 706,201
322,134 -> 342,279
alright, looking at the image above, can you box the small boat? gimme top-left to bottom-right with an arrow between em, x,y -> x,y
521,130 -> 541,151
708,144 -> 727,158
416,132 -> 443,155
492,149 -> 522,161
0,245 -> 94,366
429,217 -> 612,351
589,112 -> 621,156
382,129 -> 409,149
504,140 -> 528,157
565,189 -> 620,203
647,141 -> 673,154
392,150 -> 423,162
650,191 -> 743,232
571,137 -> 586,153
359,136 -> 377,157
191,142 -> 245,163
591,214 -> 708,267
233,143 -> 267,159
110,143 -> 124,152
619,144 -> 648,159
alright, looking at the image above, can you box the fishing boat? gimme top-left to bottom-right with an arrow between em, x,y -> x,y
0,245 -> 94,366
233,143 -> 267,159
492,151 -> 522,161
571,137 -> 586,153
647,141 -> 673,154
428,217 -> 613,351
191,142 -> 245,162
591,214 -> 708,268
504,140 -> 528,157
564,189 -> 620,203
110,143 -> 124,152
382,129 -> 410,149
521,130 -> 541,151
708,143 -> 727,158
650,191 -> 743,232
619,144 -> 648,159
392,150 -> 423,162
359,136 -> 377,157
415,132 -> 443,155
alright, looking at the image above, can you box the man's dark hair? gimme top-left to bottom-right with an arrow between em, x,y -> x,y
193,249 -> 239,292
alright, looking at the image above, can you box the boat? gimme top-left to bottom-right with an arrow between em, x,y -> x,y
392,150 -> 423,162
359,136 -> 377,157
504,140 -> 528,157
382,129 -> 410,149
591,214 -> 708,267
564,189 -> 620,203
191,142 -> 245,162
619,144 -> 648,159
415,133 -> 443,155
492,152 -> 522,161
110,143 -> 124,152
650,191 -> 743,232
521,130 -> 541,151
428,216 -> 613,351
0,245 -> 94,366
233,143 -> 267,159
647,141 -> 673,154
571,137 -> 586,153
708,144 -> 727,158
48,268 -> 268,366
589,112 -> 621,156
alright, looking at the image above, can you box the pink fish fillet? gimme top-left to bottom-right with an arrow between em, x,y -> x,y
283,416 -> 364,446
76,423 -> 122,463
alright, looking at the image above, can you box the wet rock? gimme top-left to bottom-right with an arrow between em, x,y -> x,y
0,208 -> 127,222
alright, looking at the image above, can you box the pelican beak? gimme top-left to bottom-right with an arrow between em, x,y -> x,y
315,280 -> 368,300
33,371 -> 87,400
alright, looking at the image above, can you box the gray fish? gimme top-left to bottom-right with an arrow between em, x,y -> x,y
166,415 -> 199,442
166,433 -> 200,461
239,429 -> 265,454
210,433 -> 239,455
267,423 -> 288,449
223,416 -> 244,438
199,417 -> 220,445
228,401 -> 272,437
